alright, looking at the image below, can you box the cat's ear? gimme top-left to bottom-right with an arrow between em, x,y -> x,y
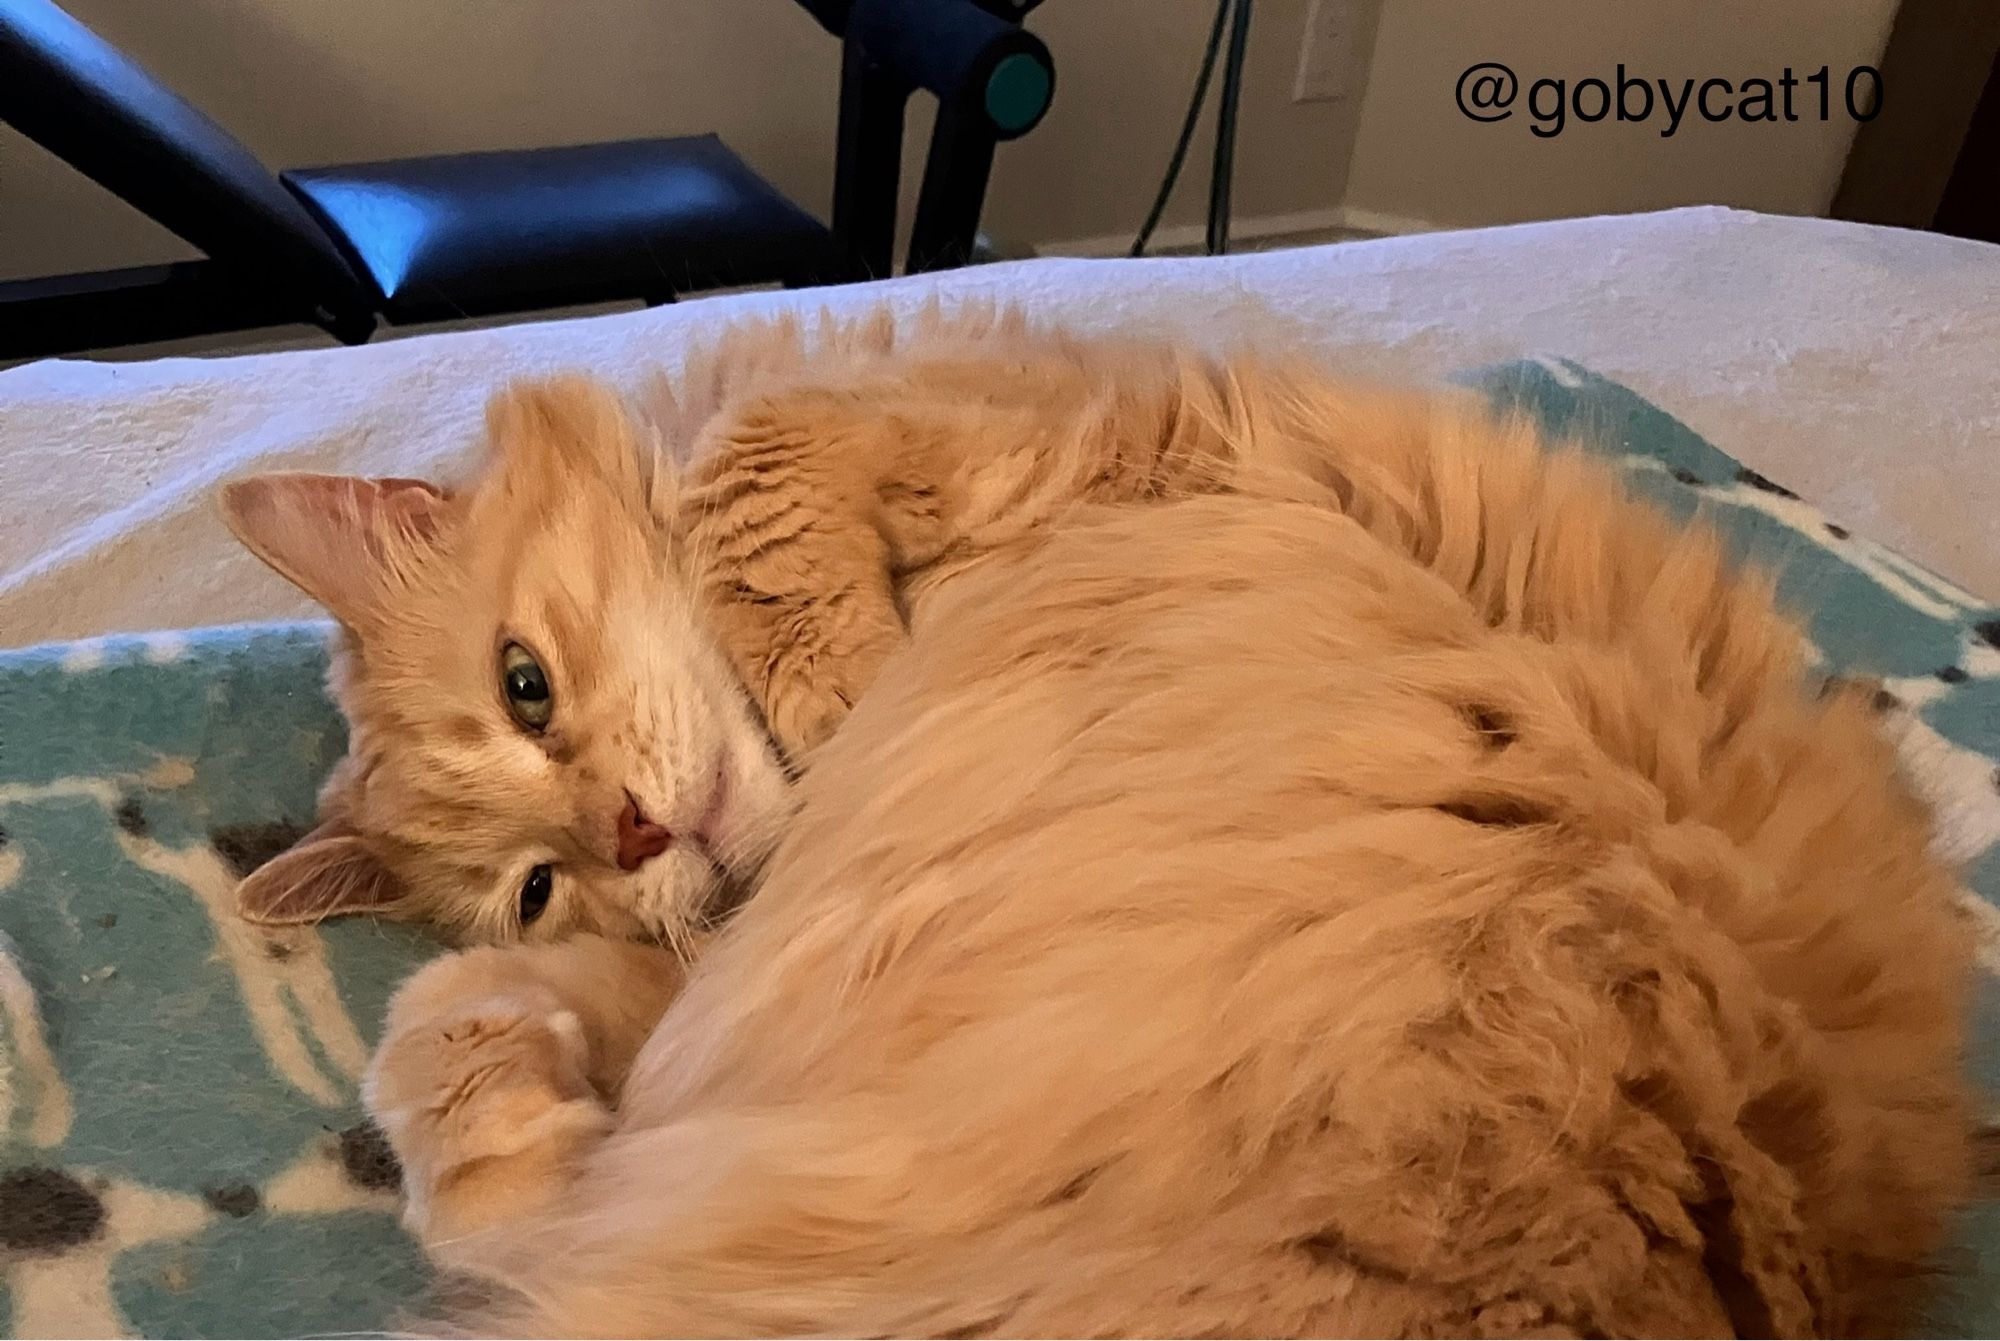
219,474 -> 450,628
486,377 -> 645,494
233,823 -> 406,925
631,373 -> 686,527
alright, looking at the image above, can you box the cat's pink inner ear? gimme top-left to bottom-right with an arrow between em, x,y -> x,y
370,477 -> 451,540
219,473 -> 449,626
233,829 -> 406,926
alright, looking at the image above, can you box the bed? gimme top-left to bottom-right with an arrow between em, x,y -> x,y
0,206 -> 1996,1336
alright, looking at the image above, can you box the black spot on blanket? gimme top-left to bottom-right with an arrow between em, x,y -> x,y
203,1183 -> 260,1218
1670,467 -> 1706,487
1822,675 -> 1905,715
1977,619 -> 2000,652
1734,466 -> 1799,500
1938,666 -> 1970,685
0,823 -> 9,850
114,795 -> 149,837
1824,522 -> 1850,540
0,1167 -> 106,1252
338,1122 -> 402,1192
210,822 -> 312,878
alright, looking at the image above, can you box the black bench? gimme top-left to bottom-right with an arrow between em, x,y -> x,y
0,0 -> 1054,358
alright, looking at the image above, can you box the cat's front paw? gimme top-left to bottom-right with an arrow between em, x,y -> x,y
757,617 -> 903,762
764,668 -> 863,761
364,960 -> 609,1254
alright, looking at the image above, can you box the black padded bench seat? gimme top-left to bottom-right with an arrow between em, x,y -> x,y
282,134 -> 839,323
0,0 -> 1053,358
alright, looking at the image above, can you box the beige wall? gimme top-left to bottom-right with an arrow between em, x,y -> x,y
1342,0 -> 1900,229
0,0 -> 1358,281
6,0 -> 1892,286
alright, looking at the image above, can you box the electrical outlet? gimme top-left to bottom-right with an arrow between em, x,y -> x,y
1292,0 -> 1354,103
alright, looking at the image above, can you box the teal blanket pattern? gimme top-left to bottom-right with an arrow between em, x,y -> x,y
1,361 -> 1996,1337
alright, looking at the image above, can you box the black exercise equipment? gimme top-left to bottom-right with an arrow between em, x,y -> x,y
0,0 -> 1055,359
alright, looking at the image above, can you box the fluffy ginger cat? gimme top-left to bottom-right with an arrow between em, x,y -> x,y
219,373 -> 795,948
226,310 -> 1971,1336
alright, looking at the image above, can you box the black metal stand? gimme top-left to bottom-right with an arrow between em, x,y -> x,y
907,104 -> 999,274
830,42 -> 910,282
825,0 -> 1051,280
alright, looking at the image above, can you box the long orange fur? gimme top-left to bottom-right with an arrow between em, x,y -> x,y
228,308 -> 1973,1336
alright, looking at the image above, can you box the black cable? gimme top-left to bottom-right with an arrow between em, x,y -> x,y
1129,0 -> 1232,257
1206,0 -> 1254,256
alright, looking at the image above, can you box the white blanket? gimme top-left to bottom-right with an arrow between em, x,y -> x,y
2,205 -> 1995,648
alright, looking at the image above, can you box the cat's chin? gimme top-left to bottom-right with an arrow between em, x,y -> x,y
689,806 -> 776,936
613,829 -> 770,948
688,764 -> 732,852
694,862 -> 760,932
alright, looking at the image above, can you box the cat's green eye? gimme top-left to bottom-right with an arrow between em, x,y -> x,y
500,641 -> 552,731
519,864 -> 553,925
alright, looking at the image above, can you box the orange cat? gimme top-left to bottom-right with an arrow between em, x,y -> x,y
336,313 -> 1966,1336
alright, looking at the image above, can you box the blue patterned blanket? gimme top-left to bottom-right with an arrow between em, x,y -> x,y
1,362 -> 1995,1337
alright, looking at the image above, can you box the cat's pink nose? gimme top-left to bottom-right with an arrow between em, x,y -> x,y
616,794 -> 673,871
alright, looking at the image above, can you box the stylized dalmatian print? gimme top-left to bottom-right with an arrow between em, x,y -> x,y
1,363 -> 1995,1335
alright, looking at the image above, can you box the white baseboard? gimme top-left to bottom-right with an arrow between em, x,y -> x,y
1035,204 -> 1447,259
1329,204 -> 1453,240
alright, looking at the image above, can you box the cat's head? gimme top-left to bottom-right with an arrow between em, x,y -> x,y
218,376 -> 792,948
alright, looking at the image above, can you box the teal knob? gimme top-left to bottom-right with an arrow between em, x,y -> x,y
985,51 -> 1052,133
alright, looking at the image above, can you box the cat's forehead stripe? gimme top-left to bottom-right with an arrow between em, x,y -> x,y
539,592 -> 591,665
443,713 -> 488,749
